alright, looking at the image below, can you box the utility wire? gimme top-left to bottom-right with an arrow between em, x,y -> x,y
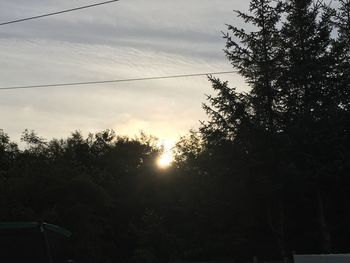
0,71 -> 238,91
0,0 -> 119,26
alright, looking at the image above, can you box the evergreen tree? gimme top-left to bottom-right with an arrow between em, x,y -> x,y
333,0 -> 350,111
201,0 -> 349,256
203,0 -> 283,140
277,0 -> 336,253
201,0 -> 293,258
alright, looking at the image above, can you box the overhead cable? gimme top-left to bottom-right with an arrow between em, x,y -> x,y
0,0 -> 119,26
0,71 -> 239,91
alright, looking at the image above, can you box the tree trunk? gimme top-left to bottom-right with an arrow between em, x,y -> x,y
317,190 -> 332,253
267,202 -> 287,258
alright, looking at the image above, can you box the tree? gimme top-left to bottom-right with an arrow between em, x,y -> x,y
202,0 -> 292,258
333,0 -> 350,111
200,0 -> 349,257
0,130 -> 18,176
0,129 -> 167,263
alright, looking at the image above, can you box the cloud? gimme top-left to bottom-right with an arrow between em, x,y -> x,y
0,0 -> 249,142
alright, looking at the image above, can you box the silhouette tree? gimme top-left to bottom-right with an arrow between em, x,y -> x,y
1,1 -> 350,262
200,0 -> 350,257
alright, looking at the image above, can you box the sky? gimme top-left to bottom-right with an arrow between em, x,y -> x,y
0,0 -> 249,145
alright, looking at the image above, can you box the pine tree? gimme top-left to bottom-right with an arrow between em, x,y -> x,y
221,0 -> 282,132
277,0 -> 334,123
201,0 -> 291,258
202,0 -> 284,145
334,0 -> 350,111
201,0 -> 348,256
278,0 -> 342,253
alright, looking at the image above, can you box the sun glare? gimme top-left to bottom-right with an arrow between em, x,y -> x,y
157,152 -> 173,169
156,139 -> 175,169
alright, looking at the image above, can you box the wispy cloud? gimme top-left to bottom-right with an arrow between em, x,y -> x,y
0,0 -> 249,142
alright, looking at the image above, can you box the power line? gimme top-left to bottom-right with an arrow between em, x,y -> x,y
0,71 -> 239,91
0,0 -> 119,26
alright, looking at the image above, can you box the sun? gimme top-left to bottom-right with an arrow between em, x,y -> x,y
157,152 -> 173,169
156,139 -> 175,169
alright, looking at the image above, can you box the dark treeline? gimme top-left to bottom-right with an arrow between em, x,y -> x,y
1,0 -> 350,262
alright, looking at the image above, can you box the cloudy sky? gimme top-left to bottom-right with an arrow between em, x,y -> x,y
0,0 -> 249,144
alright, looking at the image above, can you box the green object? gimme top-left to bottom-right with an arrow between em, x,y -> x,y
0,222 -> 72,237
0,221 -> 71,263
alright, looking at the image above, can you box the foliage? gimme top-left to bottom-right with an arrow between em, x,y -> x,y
1,0 -> 350,262
200,0 -> 350,258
